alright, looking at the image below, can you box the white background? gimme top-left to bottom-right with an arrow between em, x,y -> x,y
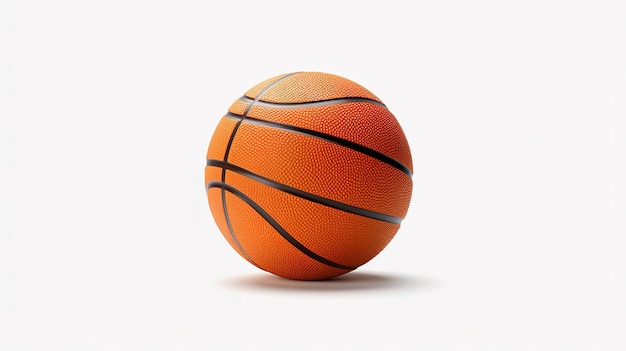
1,0 -> 625,350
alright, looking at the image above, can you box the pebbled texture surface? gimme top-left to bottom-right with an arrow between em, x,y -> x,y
225,191 -> 350,280
245,102 -> 412,172
242,73 -> 291,100
205,118 -> 237,160
227,123 -> 412,218
223,170 -> 401,268
227,98 -> 251,116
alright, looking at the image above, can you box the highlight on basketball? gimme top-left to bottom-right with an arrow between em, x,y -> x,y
205,72 -> 413,280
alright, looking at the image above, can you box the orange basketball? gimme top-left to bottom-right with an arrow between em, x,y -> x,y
204,72 -> 413,280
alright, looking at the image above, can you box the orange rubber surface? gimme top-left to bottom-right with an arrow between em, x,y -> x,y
223,170 -> 400,268
245,102 -> 412,172
242,73 -> 291,100
227,123 -> 412,218
225,191 -> 350,280
206,118 -> 238,160
227,98 -> 251,116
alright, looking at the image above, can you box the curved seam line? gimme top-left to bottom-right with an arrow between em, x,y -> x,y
219,72 -> 299,267
239,95 -> 386,108
208,181 -> 357,271
223,112 -> 413,178
207,159 -> 403,225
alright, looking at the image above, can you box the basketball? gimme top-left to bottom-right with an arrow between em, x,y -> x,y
204,72 -> 413,280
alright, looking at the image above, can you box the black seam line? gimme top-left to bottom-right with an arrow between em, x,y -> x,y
207,181 -> 357,271
239,95 -> 386,108
206,159 -> 403,225
224,73 -> 299,164
220,189 -> 258,267
219,72 -> 299,268
223,112 -> 413,178
241,72 -> 301,116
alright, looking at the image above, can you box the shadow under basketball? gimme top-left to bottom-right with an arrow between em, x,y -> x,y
221,271 -> 439,292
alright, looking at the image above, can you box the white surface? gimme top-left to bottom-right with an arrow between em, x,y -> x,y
1,1 -> 625,350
